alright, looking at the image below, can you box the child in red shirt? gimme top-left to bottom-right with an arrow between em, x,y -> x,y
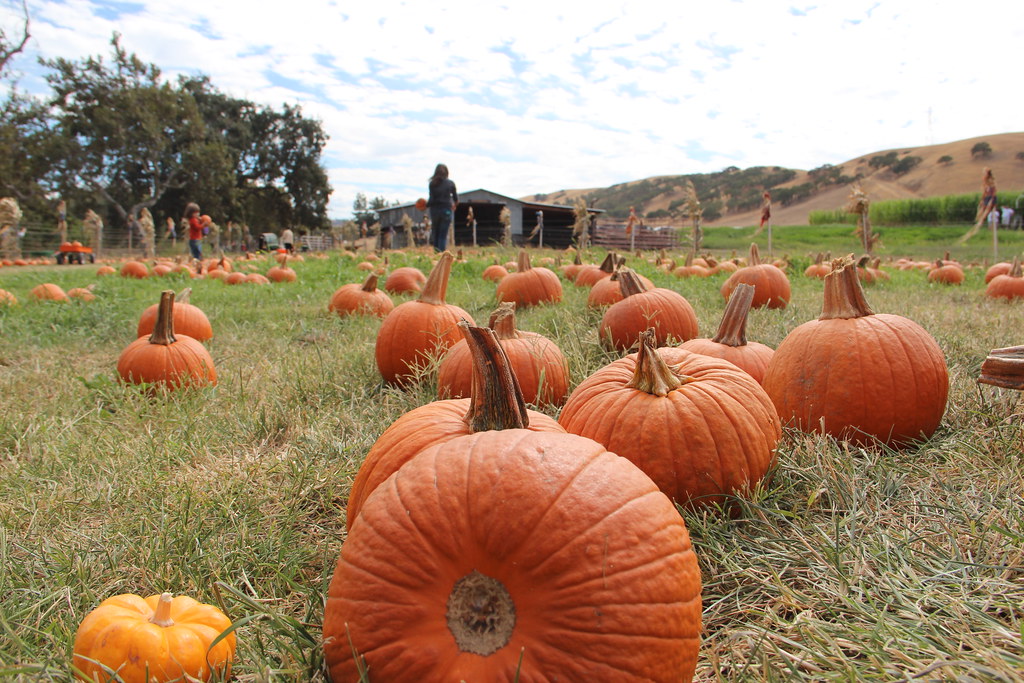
185,203 -> 203,260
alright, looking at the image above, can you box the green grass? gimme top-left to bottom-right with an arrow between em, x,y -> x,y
703,224 -> 1024,262
0,246 -> 1022,681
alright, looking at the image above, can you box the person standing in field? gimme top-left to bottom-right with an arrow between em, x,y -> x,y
281,226 -> 295,254
185,202 -> 204,260
427,163 -> 457,252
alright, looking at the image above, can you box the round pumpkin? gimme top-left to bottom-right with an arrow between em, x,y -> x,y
561,329 -> 780,507
118,290 -> 217,389
136,288 -> 213,341
384,266 -> 427,294
72,592 -> 235,683
481,263 -> 508,282
437,302 -> 569,407
96,265 -> 117,276
599,269 -> 698,351
375,252 -> 475,386
927,259 -> 964,285
679,283 -> 775,385
120,261 -> 149,279
986,256 -> 1024,301
572,251 -> 617,288
763,259 -> 948,447
245,272 -> 270,284
324,430 -> 702,682
804,253 -> 831,279
68,286 -> 97,302
720,243 -> 791,309
985,261 -> 1013,284
673,253 -> 711,279
350,322 -> 564,528
587,267 -> 653,308
329,271 -> 394,318
223,271 -> 247,285
496,250 -> 562,307
0,288 -> 17,306
267,265 -> 297,282
30,283 -> 69,302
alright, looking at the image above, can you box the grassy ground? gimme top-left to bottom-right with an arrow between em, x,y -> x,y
0,245 -> 1022,681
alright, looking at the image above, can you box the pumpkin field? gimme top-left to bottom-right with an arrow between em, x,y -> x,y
0,240 -> 1022,682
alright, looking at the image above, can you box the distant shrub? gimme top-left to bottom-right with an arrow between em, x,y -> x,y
869,152 -> 900,169
1016,151 -> 1024,162
971,141 -> 992,158
938,155 -> 953,164
891,156 -> 922,176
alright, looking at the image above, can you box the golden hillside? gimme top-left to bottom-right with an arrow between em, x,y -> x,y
529,132 -> 1024,226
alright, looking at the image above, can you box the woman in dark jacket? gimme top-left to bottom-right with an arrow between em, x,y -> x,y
427,164 -> 457,252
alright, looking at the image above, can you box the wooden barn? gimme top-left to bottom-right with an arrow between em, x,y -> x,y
375,189 -> 602,249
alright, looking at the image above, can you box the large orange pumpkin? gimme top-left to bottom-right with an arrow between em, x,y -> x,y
324,430 -> 702,682
350,323 -> 564,528
763,259 -> 948,446
136,288 -> 213,341
328,271 -> 394,317
481,263 -> 508,282
437,302 -> 569,407
986,256 -> 1024,301
599,269 -> 698,351
927,258 -> 964,285
587,265 -> 653,308
375,252 -> 474,385
118,290 -> 217,389
679,283 -> 775,385
985,261 -> 1013,284
720,243 -> 791,309
30,283 -> 69,302
384,266 -> 427,294
120,261 -> 149,279
560,329 -> 780,507
72,592 -> 236,683
266,265 -> 297,282
496,250 -> 562,307
572,251 -> 617,288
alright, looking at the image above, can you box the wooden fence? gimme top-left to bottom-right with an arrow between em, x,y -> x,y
592,224 -> 680,250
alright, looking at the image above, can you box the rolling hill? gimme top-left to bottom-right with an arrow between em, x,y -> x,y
527,132 -> 1024,226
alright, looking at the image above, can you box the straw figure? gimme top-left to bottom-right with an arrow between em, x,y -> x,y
846,184 -> 878,254
683,180 -> 703,257
139,207 -> 156,258
84,209 -> 103,256
959,168 -> 997,244
500,206 -> 512,248
0,197 -> 23,259
573,197 -> 591,250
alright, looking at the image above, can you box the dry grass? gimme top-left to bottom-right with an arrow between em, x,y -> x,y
0,247 -> 1022,681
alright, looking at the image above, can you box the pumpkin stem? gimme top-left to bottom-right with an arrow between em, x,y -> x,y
684,252 -> 693,267
360,271 -> 380,292
461,322 -> 530,432
573,251 -> 582,266
1011,256 -> 1022,278
515,250 -> 532,273
617,269 -> 648,298
149,290 -> 177,346
150,592 -> 175,628
625,330 -> 691,396
820,258 -> 875,320
487,302 -> 520,340
712,282 -> 753,347
177,287 -> 192,305
598,252 -> 616,273
419,252 -> 454,305
749,243 -> 762,266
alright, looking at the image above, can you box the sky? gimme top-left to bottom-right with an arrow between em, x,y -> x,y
3,0 -> 1023,220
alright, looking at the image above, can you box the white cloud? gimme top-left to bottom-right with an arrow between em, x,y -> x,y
3,0 -> 1023,220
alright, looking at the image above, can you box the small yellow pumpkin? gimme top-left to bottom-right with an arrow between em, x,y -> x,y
72,592 -> 236,683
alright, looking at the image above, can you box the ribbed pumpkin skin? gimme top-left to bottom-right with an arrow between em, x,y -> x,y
436,334 -> 569,407
375,301 -> 474,385
346,399 -> 563,528
481,264 -> 508,282
72,593 -> 235,683
985,262 -> 1012,284
763,314 -> 948,446
267,266 -> 297,282
384,267 -> 426,294
117,334 -> 217,388
30,283 -> 69,302
328,283 -> 394,317
120,261 -> 149,279
599,288 -> 698,351
587,272 -> 654,308
679,337 -> 775,385
572,264 -> 611,288
136,303 -> 213,341
325,430 -> 702,682
927,265 -> 963,285
721,265 -> 791,309
559,347 -> 780,506
496,267 -> 562,307
986,274 -> 1024,300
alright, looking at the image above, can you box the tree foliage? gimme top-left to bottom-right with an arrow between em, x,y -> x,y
971,141 -> 992,159
1,33 -> 332,237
